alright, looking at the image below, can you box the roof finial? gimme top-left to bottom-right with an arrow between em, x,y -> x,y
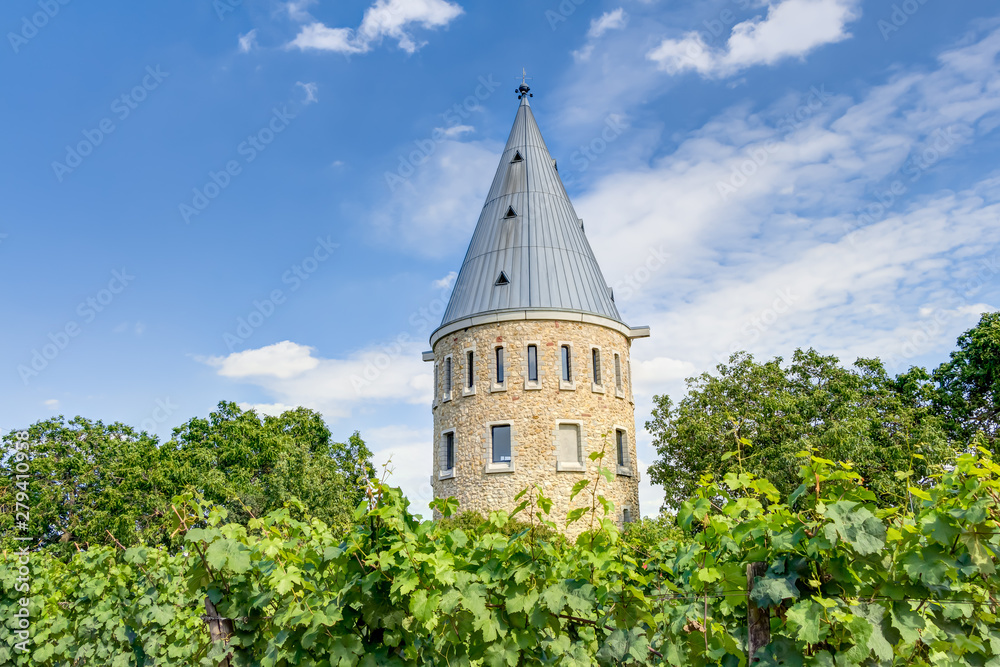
516,67 -> 533,100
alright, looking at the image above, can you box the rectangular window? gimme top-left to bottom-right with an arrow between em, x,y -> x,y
443,432 -> 454,470
434,363 -> 438,400
496,347 -> 505,384
623,508 -> 632,524
492,425 -> 511,463
614,354 -> 622,392
557,424 -> 581,464
527,345 -> 538,382
467,351 -> 474,388
444,356 -> 452,397
592,348 -> 601,384
561,345 -> 572,382
616,429 -> 627,467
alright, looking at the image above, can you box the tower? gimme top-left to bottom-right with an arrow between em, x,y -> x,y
423,83 -> 649,535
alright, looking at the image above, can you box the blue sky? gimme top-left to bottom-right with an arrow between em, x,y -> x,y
3,0 -> 999,517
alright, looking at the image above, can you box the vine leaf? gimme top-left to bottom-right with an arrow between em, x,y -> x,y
822,501 -> 886,556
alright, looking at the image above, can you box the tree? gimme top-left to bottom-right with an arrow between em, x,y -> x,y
163,402 -> 375,532
0,417 -> 170,553
932,312 -> 1000,448
646,349 -> 953,509
0,402 -> 376,554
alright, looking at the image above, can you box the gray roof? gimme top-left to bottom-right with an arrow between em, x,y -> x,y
436,95 -> 623,334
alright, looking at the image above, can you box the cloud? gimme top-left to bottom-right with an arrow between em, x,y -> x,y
647,0 -> 861,77
573,8 -> 628,62
296,81 -> 319,104
238,28 -> 258,53
367,424 -> 435,517
283,0 -> 316,21
588,8 -> 628,39
372,136 -> 500,258
288,0 -> 463,55
204,339 -> 432,420
433,271 -> 458,290
43,399 -> 59,410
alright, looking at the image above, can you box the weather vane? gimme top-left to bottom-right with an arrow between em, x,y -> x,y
516,67 -> 533,99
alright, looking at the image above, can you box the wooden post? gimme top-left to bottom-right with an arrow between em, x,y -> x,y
204,597 -> 234,667
746,563 -> 769,664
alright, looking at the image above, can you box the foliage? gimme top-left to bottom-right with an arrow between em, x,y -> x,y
933,312 -> 1000,447
4,445 -> 1000,666
646,348 -> 954,509
0,402 -> 375,555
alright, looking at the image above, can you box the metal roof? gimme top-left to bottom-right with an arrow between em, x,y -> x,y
435,93 -> 625,337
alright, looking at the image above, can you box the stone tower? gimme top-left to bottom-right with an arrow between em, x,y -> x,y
423,84 -> 649,535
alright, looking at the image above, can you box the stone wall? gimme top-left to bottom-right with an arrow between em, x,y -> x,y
429,318 -> 640,539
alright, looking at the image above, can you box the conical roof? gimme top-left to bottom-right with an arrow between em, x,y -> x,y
435,94 -> 624,338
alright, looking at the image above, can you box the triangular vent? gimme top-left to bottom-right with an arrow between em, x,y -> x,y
495,271 -> 510,286
503,206 -> 517,219
511,151 -> 523,163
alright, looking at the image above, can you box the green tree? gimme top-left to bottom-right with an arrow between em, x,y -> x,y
0,417 -> 170,553
163,402 -> 374,532
0,402 -> 375,554
646,349 -> 952,508
932,312 -> 1000,448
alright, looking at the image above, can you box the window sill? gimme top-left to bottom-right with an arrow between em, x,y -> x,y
559,381 -> 577,391
438,469 -> 455,480
592,382 -> 605,394
557,461 -> 586,472
485,462 -> 515,474
462,386 -> 476,397
442,394 -> 452,403
616,467 -> 633,477
614,389 -> 625,399
490,383 -> 507,393
524,381 -> 542,391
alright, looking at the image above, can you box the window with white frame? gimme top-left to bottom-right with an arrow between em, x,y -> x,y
527,344 -> 538,382
466,350 -> 474,389
561,345 -> 572,382
556,423 -> 584,471
495,347 -> 505,385
592,348 -> 602,385
492,424 -> 511,463
614,353 -> 623,395
443,355 -> 453,400
615,428 -> 631,474
442,431 -> 455,471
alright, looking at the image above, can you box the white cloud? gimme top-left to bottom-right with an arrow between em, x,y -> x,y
204,339 -> 432,420
288,0 -> 463,55
207,340 -> 320,379
439,124 -> 473,138
647,0 -> 861,77
573,8 -> 628,62
433,271 -> 458,290
283,0 -> 316,21
367,424 -> 435,517
588,8 -> 628,39
238,28 -> 258,53
296,81 -> 319,104
373,136 -> 500,258
43,399 -> 59,410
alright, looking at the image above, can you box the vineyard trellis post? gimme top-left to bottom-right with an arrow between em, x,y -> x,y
746,562 -> 769,664
204,596 -> 234,667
